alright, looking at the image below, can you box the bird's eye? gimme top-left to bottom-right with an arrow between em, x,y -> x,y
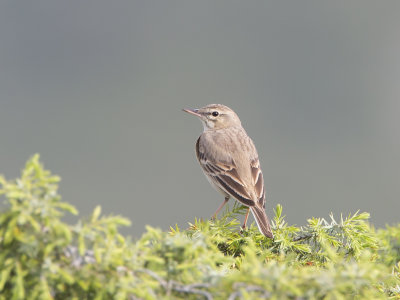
212,111 -> 219,117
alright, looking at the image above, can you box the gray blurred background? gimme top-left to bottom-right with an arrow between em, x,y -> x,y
1,1 -> 399,237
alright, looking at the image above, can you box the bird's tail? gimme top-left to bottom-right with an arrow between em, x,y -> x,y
250,205 -> 274,238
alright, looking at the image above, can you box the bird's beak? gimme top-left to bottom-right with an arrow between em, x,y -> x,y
182,108 -> 201,117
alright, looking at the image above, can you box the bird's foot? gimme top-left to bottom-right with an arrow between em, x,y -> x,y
239,224 -> 248,235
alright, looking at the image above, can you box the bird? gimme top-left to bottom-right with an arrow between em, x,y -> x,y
182,104 -> 273,238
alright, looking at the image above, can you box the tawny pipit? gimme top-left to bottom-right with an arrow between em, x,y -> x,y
183,104 -> 273,238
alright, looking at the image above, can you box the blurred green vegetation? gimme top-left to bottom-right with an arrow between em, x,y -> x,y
0,155 -> 399,299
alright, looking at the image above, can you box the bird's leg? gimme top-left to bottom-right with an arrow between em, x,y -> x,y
211,196 -> 229,219
242,208 -> 250,230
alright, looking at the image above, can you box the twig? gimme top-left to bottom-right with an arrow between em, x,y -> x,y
293,233 -> 313,242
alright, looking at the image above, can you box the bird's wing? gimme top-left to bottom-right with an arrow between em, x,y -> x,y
250,157 -> 265,207
196,137 -> 258,207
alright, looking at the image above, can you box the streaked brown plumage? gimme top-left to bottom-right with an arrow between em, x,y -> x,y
183,104 -> 273,238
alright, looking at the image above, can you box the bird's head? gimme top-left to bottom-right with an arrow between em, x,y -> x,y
183,104 -> 241,130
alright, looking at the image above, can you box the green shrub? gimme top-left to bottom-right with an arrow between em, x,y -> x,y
0,155 -> 399,299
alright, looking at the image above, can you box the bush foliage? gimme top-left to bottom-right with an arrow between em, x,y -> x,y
0,155 -> 399,299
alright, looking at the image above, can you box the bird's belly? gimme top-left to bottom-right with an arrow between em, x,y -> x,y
202,171 -> 229,197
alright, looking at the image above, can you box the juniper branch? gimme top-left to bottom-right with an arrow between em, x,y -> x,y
136,269 -> 213,300
228,283 -> 272,300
